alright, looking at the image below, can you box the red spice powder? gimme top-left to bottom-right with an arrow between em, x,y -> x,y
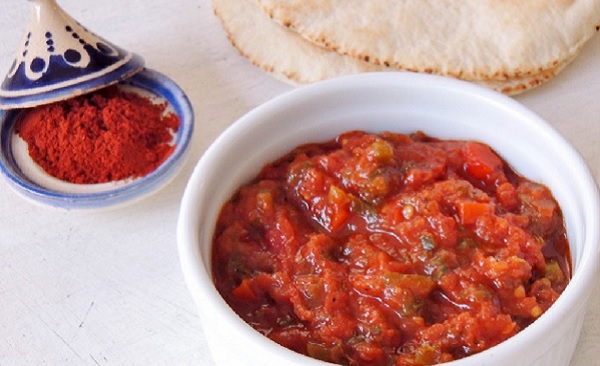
15,86 -> 180,184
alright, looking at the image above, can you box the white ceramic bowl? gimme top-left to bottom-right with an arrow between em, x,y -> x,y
178,72 -> 600,366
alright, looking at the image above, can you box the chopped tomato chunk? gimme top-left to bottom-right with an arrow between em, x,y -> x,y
456,200 -> 494,225
461,141 -> 505,186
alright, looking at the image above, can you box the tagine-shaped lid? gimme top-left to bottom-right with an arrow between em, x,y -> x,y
0,0 -> 144,110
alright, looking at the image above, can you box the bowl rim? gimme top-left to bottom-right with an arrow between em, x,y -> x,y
178,71 -> 600,365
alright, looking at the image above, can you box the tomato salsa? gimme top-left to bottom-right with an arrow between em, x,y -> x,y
212,131 -> 570,366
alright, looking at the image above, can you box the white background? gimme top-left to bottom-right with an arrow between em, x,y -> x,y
0,1 -> 598,365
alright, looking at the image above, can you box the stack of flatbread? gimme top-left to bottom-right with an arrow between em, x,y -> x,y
213,0 -> 600,95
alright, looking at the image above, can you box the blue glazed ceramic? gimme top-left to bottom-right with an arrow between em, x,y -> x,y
0,0 -> 144,109
0,69 -> 194,210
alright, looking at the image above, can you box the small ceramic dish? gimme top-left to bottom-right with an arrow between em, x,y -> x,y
0,0 -> 194,210
0,68 -> 193,210
178,72 -> 600,366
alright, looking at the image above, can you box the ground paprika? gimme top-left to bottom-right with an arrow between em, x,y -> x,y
15,86 -> 180,184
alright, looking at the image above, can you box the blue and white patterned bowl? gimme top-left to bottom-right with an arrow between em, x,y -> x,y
0,68 -> 194,210
0,0 -> 144,109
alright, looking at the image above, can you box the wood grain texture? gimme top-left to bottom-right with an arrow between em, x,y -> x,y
0,1 -> 598,365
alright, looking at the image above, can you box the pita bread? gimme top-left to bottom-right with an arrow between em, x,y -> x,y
213,0 -> 383,80
254,0 -> 600,82
212,0 -> 578,95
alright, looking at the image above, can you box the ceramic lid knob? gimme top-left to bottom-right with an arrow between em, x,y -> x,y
0,0 -> 144,110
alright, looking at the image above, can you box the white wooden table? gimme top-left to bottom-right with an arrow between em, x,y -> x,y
1,1 -> 598,365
